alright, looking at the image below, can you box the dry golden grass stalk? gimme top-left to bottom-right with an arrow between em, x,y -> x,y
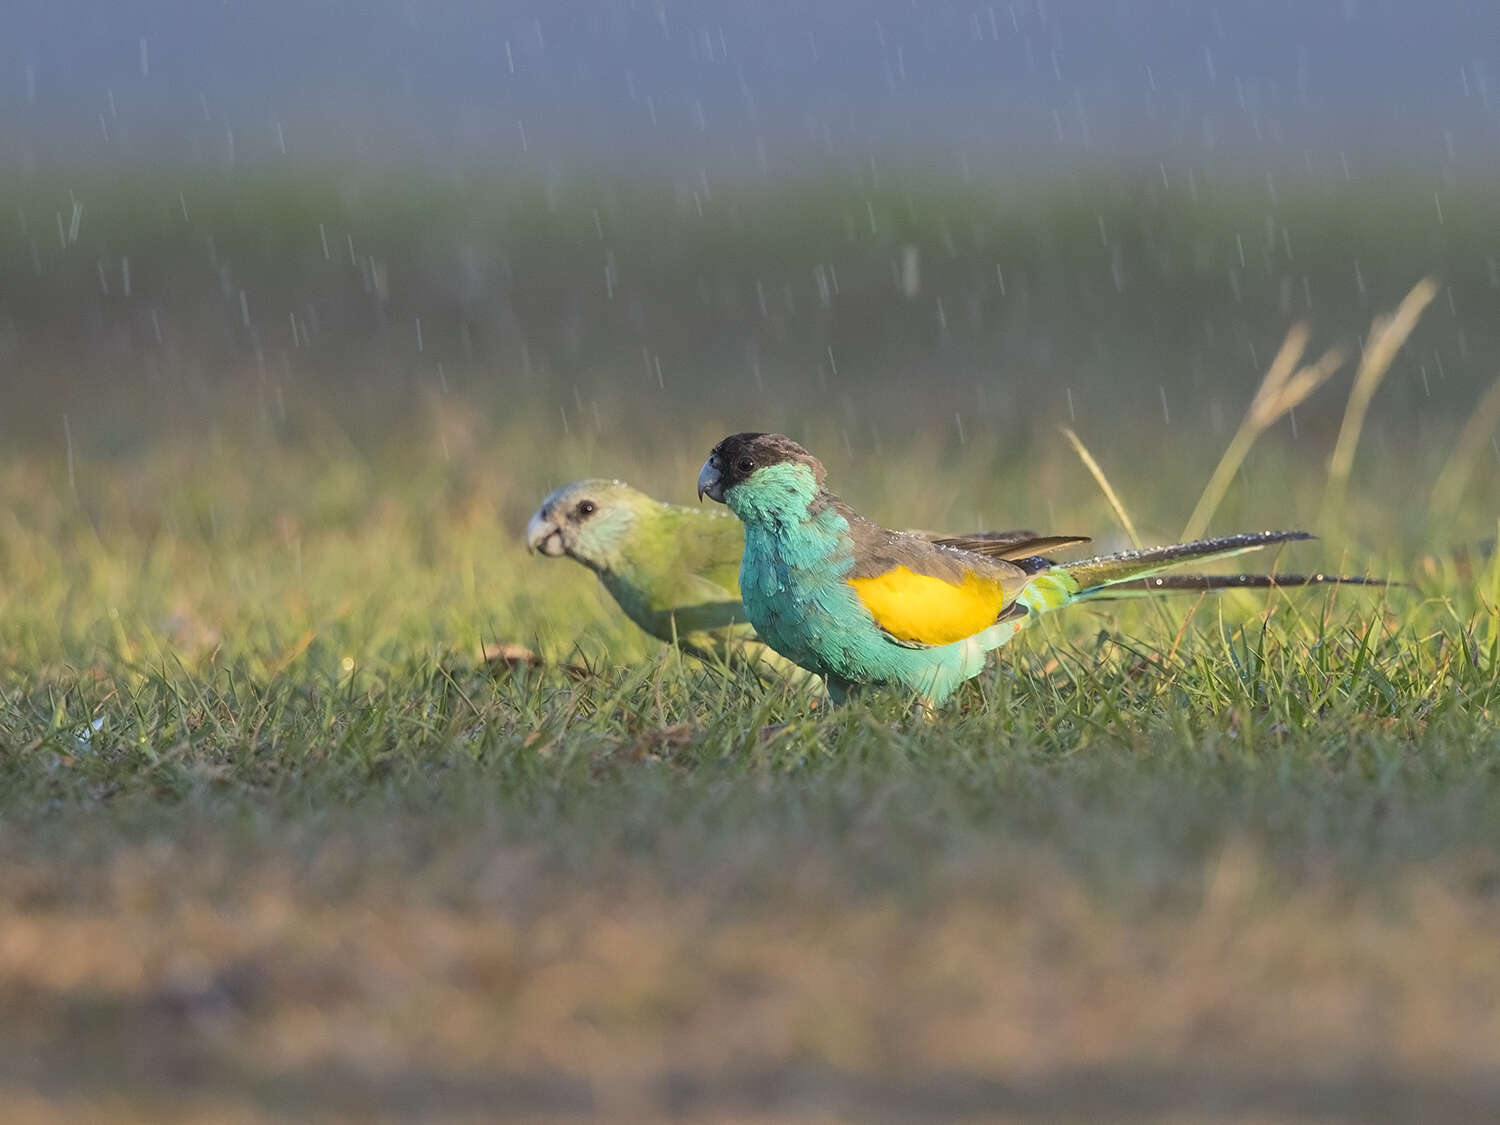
1180,324 -> 1346,540
1323,277 -> 1440,521
1430,375 -> 1500,514
1060,426 -> 1142,549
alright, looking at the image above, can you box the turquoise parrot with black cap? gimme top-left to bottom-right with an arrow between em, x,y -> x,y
696,433 -> 1384,706
526,478 -> 1086,682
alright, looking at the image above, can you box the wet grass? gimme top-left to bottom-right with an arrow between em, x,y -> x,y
3,169 -> 1500,1120
2,390 -> 1500,1121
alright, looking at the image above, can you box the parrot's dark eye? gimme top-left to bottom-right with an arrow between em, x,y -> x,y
576,500 -> 596,518
735,457 -> 754,474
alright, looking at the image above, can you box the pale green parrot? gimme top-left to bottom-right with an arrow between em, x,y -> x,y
525,478 -> 798,678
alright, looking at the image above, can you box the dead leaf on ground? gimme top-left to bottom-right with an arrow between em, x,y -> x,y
483,642 -> 589,680
630,722 -> 699,760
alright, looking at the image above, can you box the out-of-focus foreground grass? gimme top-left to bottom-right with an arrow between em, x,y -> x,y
2,169 -> 1500,1121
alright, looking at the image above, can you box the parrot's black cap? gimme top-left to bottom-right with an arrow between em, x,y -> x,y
699,432 -> 827,501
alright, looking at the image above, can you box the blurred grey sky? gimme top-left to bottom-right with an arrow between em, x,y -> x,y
5,1 -> 1497,177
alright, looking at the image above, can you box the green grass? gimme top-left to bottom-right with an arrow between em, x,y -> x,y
4,169 -> 1500,1121
4,396 -> 1500,1121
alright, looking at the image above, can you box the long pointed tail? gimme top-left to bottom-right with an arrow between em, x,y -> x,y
1017,530 -> 1387,614
1081,571 -> 1389,601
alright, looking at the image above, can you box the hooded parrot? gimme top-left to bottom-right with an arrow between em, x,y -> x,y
696,432 -> 1385,707
525,478 -> 1086,682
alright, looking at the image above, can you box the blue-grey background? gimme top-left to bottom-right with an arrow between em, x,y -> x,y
6,1 -> 1498,173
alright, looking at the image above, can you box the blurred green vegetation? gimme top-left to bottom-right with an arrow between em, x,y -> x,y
3,165 -> 1497,456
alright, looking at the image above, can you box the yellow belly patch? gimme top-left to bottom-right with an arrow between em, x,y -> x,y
848,565 -> 1012,645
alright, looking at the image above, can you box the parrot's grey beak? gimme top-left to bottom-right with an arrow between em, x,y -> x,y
697,457 -> 724,503
525,509 -> 566,556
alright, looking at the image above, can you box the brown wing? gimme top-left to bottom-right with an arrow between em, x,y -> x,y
928,532 -> 1092,560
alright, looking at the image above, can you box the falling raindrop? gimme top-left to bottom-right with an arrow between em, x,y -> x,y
62,414 -> 76,500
